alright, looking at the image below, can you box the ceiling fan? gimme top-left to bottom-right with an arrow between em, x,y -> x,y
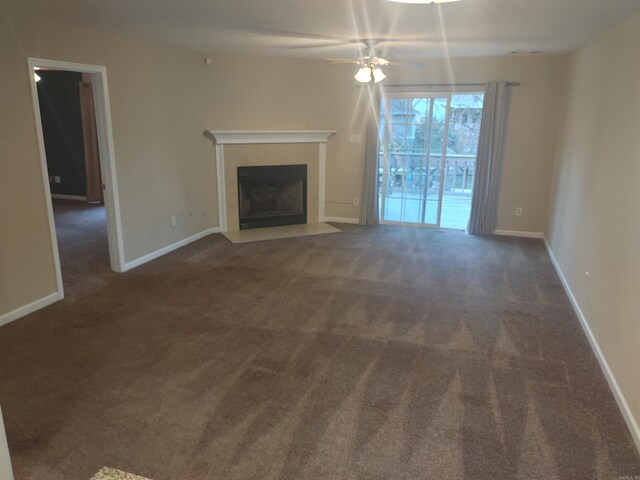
321,39 -> 422,84
249,30 -> 424,84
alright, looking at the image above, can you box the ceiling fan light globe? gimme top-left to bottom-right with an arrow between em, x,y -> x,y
355,66 -> 372,83
372,67 -> 386,83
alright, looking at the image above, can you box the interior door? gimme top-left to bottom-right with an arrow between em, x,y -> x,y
379,94 -> 451,226
79,81 -> 104,203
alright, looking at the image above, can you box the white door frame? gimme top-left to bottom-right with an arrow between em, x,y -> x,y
0,405 -> 14,480
27,57 -> 126,301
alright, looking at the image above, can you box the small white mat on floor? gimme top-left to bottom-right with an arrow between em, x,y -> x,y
90,467 -> 152,480
223,222 -> 340,244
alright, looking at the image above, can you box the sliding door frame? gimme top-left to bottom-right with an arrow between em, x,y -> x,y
379,91 -> 452,228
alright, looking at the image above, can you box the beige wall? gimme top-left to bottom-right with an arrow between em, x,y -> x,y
547,10 -> 640,442
1,8 -> 565,318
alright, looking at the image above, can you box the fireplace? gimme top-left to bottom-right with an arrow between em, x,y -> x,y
206,130 -> 336,232
237,164 -> 307,230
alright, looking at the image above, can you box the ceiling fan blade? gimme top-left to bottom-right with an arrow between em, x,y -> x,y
322,56 -> 422,67
322,58 -> 358,64
246,28 -> 365,45
373,37 -> 439,45
373,56 -> 391,65
281,43 -> 359,50
386,61 -> 423,67
374,57 -> 423,67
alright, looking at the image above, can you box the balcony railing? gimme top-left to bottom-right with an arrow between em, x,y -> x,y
378,152 -> 476,196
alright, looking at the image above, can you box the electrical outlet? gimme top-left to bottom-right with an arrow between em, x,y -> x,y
54,176 -> 61,184
171,216 -> 176,227
49,175 -> 53,183
350,133 -> 362,144
353,197 -> 359,206
515,207 -> 522,216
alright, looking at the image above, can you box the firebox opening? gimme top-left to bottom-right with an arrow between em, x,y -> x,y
237,164 -> 307,230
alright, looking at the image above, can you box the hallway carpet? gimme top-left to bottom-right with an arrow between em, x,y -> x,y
1,201 -> 639,479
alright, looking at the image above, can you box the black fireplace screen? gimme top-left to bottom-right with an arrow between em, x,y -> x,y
237,164 -> 307,230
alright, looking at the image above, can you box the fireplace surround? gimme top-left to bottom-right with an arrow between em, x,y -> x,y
206,130 -> 336,232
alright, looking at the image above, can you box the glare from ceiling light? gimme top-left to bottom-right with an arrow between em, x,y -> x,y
372,67 -> 386,83
34,73 -> 42,82
354,66 -> 372,83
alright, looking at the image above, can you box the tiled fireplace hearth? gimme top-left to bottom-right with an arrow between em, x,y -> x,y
205,130 -> 336,233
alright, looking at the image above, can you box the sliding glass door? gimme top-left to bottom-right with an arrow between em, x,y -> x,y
378,92 -> 484,229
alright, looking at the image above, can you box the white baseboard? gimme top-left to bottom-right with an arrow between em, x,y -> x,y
324,217 -> 360,225
122,227 -> 220,272
543,236 -> 640,454
0,292 -> 61,328
51,194 -> 87,201
493,229 -> 544,239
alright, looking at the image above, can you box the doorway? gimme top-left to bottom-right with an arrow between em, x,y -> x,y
28,58 -> 125,299
378,92 -> 484,229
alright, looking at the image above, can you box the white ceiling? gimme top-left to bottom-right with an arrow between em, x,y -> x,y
5,0 -> 640,60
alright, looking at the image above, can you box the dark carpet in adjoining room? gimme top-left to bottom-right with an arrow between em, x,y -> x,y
1,200 -> 638,479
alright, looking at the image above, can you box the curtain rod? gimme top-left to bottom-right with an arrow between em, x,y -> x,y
384,81 -> 521,88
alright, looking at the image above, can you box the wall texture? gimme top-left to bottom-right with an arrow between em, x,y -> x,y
547,10 -> 640,444
1,8 -> 565,319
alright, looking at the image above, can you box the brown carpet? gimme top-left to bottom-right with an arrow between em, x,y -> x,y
1,199 -> 639,479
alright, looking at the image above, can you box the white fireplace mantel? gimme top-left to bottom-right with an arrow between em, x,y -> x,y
205,130 -> 337,232
206,130 -> 336,145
